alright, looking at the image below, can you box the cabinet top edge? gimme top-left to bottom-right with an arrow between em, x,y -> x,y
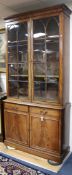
4,4 -> 71,22
3,99 -> 66,110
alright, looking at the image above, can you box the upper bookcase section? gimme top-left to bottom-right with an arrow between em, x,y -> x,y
4,4 -> 71,104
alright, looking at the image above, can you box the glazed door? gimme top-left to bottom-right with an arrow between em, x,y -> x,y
4,110 -> 29,146
7,21 -> 30,100
32,16 -> 60,103
30,114 -> 60,152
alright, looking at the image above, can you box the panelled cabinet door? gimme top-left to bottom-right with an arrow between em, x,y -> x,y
30,114 -> 60,152
4,110 -> 29,146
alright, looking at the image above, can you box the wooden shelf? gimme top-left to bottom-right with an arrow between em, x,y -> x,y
9,75 -> 28,77
34,36 -> 59,41
8,80 -> 28,82
8,40 -> 28,44
8,62 -> 27,64
34,75 -> 59,78
8,75 -> 59,78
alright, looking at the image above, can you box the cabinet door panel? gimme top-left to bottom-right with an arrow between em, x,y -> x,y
30,115 -> 60,152
4,111 -> 29,146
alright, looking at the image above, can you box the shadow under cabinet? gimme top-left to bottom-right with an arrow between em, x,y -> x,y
0,93 -> 6,141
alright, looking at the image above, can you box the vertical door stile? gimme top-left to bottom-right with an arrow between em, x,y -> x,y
28,19 -> 31,101
16,22 -> 19,98
6,24 -> 9,96
59,13 -> 64,104
30,19 -> 34,102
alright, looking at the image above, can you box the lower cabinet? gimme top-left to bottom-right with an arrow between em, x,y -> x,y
4,102 -> 65,162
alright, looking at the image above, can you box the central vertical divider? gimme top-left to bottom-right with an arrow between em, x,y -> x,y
28,18 -> 33,147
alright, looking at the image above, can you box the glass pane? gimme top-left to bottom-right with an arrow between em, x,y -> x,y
46,77 -> 59,100
18,78 -> 28,98
8,64 -> 18,80
8,81 -> 18,97
33,16 -> 59,101
18,22 -> 27,41
8,43 -> 17,63
18,75 -> 28,81
34,62 -> 45,76
47,17 -> 59,37
18,63 -> 28,75
18,42 -> 28,63
34,77 -> 45,98
8,24 -> 17,42
46,51 -> 59,76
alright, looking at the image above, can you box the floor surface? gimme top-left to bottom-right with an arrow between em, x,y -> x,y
0,142 -> 60,173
